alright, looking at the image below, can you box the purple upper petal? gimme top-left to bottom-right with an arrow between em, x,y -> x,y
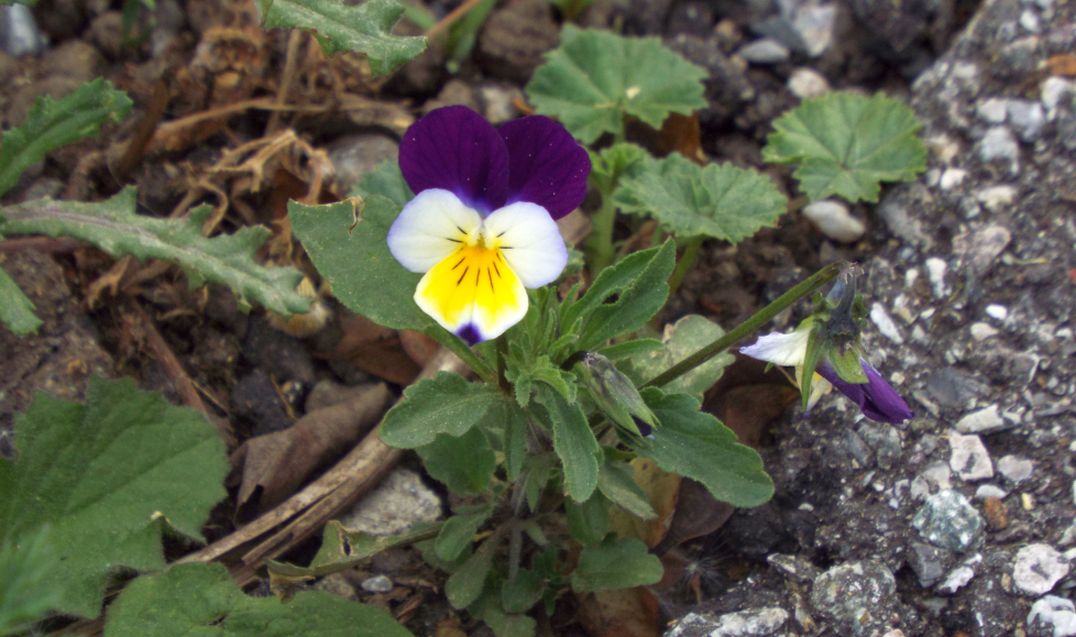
399,106 -> 510,214
499,116 -> 590,220
818,360 -> 913,424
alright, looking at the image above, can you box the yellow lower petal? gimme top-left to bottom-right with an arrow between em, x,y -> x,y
414,244 -> 528,342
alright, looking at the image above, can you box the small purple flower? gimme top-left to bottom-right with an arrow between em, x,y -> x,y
817,360 -> 913,424
387,106 -> 590,344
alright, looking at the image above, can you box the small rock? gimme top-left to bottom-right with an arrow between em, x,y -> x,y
1019,9 -> 1041,32
997,455 -> 1034,483
925,257 -> 949,298
975,484 -> 1009,500
1008,99 -> 1046,141
870,303 -> 904,344
949,433 -> 994,481
939,168 -> 967,190
809,561 -> 898,636
338,468 -> 442,536
970,322 -> 999,341
976,185 -> 1017,212
958,224 -> 1012,276
977,98 -> 1009,123
911,462 -> 953,499
0,4 -> 46,56
858,422 -> 902,470
982,496 -> 1008,530
978,127 -> 1020,172
1041,77 -> 1072,115
787,67 -> 830,99
756,0 -> 836,57
956,405 -> 1008,434
1013,544 -> 1070,596
937,553 -> 982,594
986,304 -> 1009,321
666,607 -> 789,637
360,574 -> 394,593
803,200 -> 865,243
738,38 -> 790,64
242,316 -> 316,385
327,134 -> 399,194
767,553 -> 820,583
477,83 -> 522,124
231,369 -> 292,436
1027,596 -> 1076,637
912,489 -> 984,553
908,542 -> 951,588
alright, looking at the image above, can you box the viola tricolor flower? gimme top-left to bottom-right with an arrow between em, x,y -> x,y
387,106 -> 589,344
741,327 -> 913,424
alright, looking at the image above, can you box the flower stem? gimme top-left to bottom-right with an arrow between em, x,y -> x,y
585,192 -> 616,274
643,261 -> 844,389
427,327 -> 497,383
667,236 -> 704,297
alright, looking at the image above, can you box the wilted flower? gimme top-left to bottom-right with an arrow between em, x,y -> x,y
387,106 -> 590,344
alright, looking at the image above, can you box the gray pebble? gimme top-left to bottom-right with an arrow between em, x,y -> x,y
955,405 -> 1007,434
997,455 -> 1034,483
949,433 -> 995,481
1013,544 -> 1070,596
788,67 -> 830,99
665,608 -> 789,637
0,5 -> 47,56
912,489 -> 984,553
975,484 -> 1009,500
810,561 -> 898,636
977,98 -> 1009,124
1027,596 -> 1076,637
738,38 -> 790,64
338,468 -> 443,536
978,127 -> 1020,172
936,553 -> 981,595
908,542 -> 951,588
803,200 -> 865,243
1008,99 -> 1046,141
360,574 -> 394,593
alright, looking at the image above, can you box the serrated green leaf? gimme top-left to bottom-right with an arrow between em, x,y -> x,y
762,91 -> 927,203
0,527 -> 61,636
614,153 -> 787,242
624,314 -> 734,398
534,385 -> 600,502
636,389 -> 773,508
380,372 -> 507,448
597,459 -> 656,520
254,0 -> 426,76
435,507 -> 491,562
0,78 -> 131,198
0,377 -> 228,620
527,26 -> 706,143
350,159 -> 413,209
0,265 -> 41,335
588,143 -> 648,193
290,195 -> 429,331
445,535 -> 498,609
566,493 -> 610,545
104,562 -> 412,637
0,188 -> 309,315
570,537 -> 662,593
418,427 -> 496,495
562,241 -> 676,350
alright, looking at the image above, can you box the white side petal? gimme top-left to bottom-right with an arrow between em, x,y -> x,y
387,189 -> 482,273
740,329 -> 810,366
483,202 -> 568,288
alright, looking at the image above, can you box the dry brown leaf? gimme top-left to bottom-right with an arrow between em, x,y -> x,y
575,588 -> 662,637
232,382 -> 392,514
321,313 -> 423,385
609,458 -> 681,549
1047,53 -> 1076,77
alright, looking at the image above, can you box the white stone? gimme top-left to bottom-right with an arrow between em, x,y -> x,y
1007,100 -> 1046,141
955,405 -> 1007,434
1027,596 -> 1076,637
940,168 -> 967,190
976,185 -> 1017,211
1019,9 -> 1041,31
1013,544 -> 1071,596
937,554 -> 981,595
925,257 -> 949,298
788,67 -> 830,99
975,484 -> 1009,500
870,303 -> 904,344
911,462 -> 953,499
1041,77 -> 1073,115
792,4 -> 836,57
803,200 -> 865,243
970,322 -> 999,341
360,574 -> 394,593
986,304 -> 1009,320
666,607 -> 790,637
979,127 -> 1020,172
998,455 -> 1034,483
949,433 -> 995,481
338,468 -> 442,535
739,38 -> 790,64
977,98 -> 1009,123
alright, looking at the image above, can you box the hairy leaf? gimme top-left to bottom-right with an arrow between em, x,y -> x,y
435,507 -> 491,562
625,314 -> 734,398
351,159 -> 413,209
0,377 -> 228,619
597,458 -> 656,520
254,0 -> 426,76
380,372 -> 507,448
0,78 -> 131,198
445,536 -> 498,609
526,26 -> 706,143
104,563 -> 412,636
0,188 -> 309,315
570,537 -> 663,593
0,528 -> 60,636
0,265 -> 40,335
762,91 -> 926,203
418,427 -> 496,495
534,384 -> 599,502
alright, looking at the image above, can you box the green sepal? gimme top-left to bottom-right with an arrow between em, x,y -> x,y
575,352 -> 658,439
827,345 -> 868,384
800,326 -> 827,411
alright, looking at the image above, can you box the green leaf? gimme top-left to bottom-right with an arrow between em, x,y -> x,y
505,354 -> 576,407
445,535 -> 498,609
0,78 -> 131,198
636,389 -> 773,508
504,402 -> 528,481
534,385 -> 600,502
598,338 -> 662,362
435,507 -> 492,562
290,195 -> 429,331
0,188 -> 309,315
0,377 -> 228,619
475,588 -> 537,637
570,537 -> 663,593
526,26 -> 706,144
254,0 -> 427,76
380,372 -> 508,448
0,265 -> 41,335
624,314 -> 734,398
0,528 -> 61,636
418,427 -> 496,495
500,569 -> 544,615
351,159 -> 413,209
104,563 -> 412,637
522,454 -> 555,512
566,493 -> 610,545
562,241 -> 676,351
588,143 -> 648,193
597,458 -> 656,520
614,153 -> 787,242
762,91 -> 927,203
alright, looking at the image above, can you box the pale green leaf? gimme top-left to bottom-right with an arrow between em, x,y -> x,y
614,153 -> 787,242
636,389 -> 773,507
625,314 -> 734,397
588,142 -> 648,193
435,507 -> 491,562
762,91 -> 927,203
0,188 -> 310,315
103,562 -> 412,636
504,403 -> 528,481
570,537 -> 662,593
290,195 -> 429,331
526,26 -> 706,143
269,520 -> 440,578
418,427 -> 496,495
254,0 -> 427,76
445,536 -> 498,609
0,78 -> 131,198
0,265 -> 40,335
380,372 -> 507,448
597,459 -> 656,520
0,528 -> 60,636
0,377 -> 228,619
534,384 -> 599,502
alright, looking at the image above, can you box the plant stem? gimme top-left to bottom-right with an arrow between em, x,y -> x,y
585,193 -> 616,274
427,327 -> 497,383
667,236 -> 704,297
643,261 -> 844,389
